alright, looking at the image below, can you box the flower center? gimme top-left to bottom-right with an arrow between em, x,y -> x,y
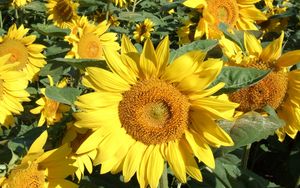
207,0 -> 239,25
77,34 -> 103,59
229,61 -> 288,112
6,162 -> 44,188
53,0 -> 75,22
206,0 -> 239,37
118,79 -> 190,145
0,39 -> 28,70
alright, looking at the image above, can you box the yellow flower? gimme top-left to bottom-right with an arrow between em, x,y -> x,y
133,18 -> 154,42
112,0 -> 133,7
0,54 -> 29,127
65,16 -> 120,59
177,19 -> 195,45
11,0 -> 31,7
220,32 -> 300,141
0,24 -> 46,81
0,131 -> 77,188
74,35 -> 238,187
30,76 -> 70,127
183,0 -> 267,39
46,0 -> 79,28
62,123 -> 98,180
261,0 -> 290,34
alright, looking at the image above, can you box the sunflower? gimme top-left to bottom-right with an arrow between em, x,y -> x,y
177,19 -> 195,45
0,131 -> 77,188
30,76 -> 70,127
0,24 -> 46,81
219,32 -> 300,141
65,16 -> 120,59
62,123 -> 98,180
0,54 -> 29,127
73,35 -> 238,187
46,0 -> 79,28
11,0 -> 31,7
133,18 -> 154,42
183,0 -> 267,39
112,0 -> 133,7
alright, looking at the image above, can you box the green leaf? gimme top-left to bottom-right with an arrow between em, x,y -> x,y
24,1 -> 46,12
169,40 -> 218,63
220,109 -> 285,153
49,58 -> 107,70
210,66 -> 271,95
45,86 -> 81,106
31,24 -> 70,37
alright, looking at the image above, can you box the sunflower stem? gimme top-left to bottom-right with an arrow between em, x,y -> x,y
241,144 -> 251,170
159,163 -> 168,188
0,11 -> 3,28
106,0 -> 111,21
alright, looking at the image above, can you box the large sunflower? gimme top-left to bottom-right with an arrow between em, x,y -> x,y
0,24 -> 46,81
46,0 -> 79,28
0,131 -> 77,188
65,16 -> 120,59
183,0 -> 267,39
219,32 -> 300,141
0,54 -> 29,126
74,35 -> 239,187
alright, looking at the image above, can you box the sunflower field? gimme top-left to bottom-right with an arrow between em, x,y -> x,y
0,0 -> 300,187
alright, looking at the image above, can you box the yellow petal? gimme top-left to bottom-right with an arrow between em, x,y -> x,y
183,0 -> 207,8
28,131 -> 48,154
260,32 -> 284,62
121,35 -> 137,54
84,67 -> 130,92
244,32 -> 262,56
185,130 -> 215,168
139,39 -> 158,79
147,146 -> 164,188
239,6 -> 267,21
137,145 -> 153,188
156,36 -> 170,75
191,112 -> 234,146
103,47 -> 137,84
166,141 -> 187,183
123,141 -> 147,182
277,50 -> 300,67
162,51 -> 204,83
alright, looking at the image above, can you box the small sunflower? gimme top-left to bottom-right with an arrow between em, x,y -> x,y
62,123 -> 98,180
11,0 -> 31,7
177,19 -> 195,45
219,32 -> 300,141
46,0 -> 79,28
183,0 -> 267,39
30,76 -> 70,127
112,0 -> 133,7
0,24 -> 46,81
133,18 -> 154,42
0,54 -> 29,127
74,35 -> 239,187
0,131 -> 77,188
65,16 -> 120,59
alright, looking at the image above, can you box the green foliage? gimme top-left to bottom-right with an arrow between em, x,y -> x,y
45,86 -> 82,106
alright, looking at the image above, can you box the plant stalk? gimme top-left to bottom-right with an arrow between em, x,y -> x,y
158,163 -> 168,188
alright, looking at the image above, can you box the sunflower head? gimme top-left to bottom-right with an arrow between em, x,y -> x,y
133,18 -> 154,42
220,32 -> 300,141
183,0 -> 267,38
1,131 -> 77,188
74,35 -> 238,187
0,24 -> 46,81
65,16 -> 120,59
47,0 -> 79,28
